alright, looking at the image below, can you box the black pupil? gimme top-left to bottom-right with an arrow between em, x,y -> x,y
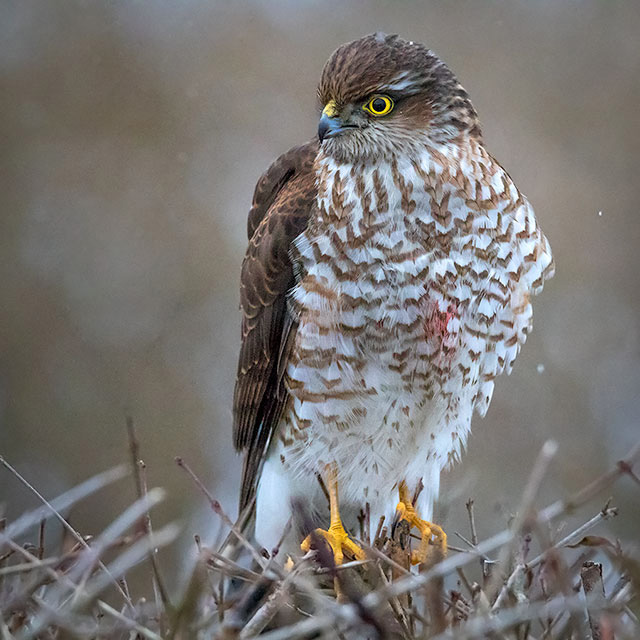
371,98 -> 387,112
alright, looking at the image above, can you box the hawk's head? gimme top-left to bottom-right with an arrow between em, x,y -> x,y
317,33 -> 481,162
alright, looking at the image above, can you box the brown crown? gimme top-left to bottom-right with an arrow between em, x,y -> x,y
318,33 -> 482,141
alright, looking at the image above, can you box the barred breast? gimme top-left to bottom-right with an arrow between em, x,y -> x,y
266,138 -> 553,522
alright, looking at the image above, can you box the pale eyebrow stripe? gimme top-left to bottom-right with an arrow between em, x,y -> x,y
380,71 -> 421,93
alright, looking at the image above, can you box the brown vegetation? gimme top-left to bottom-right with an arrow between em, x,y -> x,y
1,432 -> 638,639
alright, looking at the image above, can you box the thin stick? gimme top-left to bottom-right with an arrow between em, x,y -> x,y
374,516 -> 385,544
0,534 -> 162,638
1,462 -> 127,541
528,504 -> 618,570
429,591 -> 623,640
374,562 -> 412,638
617,459 -> 640,487
195,537 -> 221,608
175,456 -> 267,570
315,558 -> 373,574
0,456 -> 131,605
240,558 -> 311,638
557,441 -> 640,513
126,417 -> 172,611
22,524 -> 179,640
455,567 -> 474,598
63,488 -> 166,608
97,600 -> 164,640
0,558 -> 61,577
37,520 -> 45,561
363,542 -> 411,576
0,535 -> 81,614
452,530 -> 491,561
206,549 -> 263,581
485,440 -> 558,602
466,498 -> 478,546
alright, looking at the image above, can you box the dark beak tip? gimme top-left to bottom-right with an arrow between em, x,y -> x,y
318,120 -> 330,143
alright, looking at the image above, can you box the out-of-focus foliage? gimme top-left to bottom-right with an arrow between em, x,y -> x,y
1,0 -> 639,580
1,448 -> 638,638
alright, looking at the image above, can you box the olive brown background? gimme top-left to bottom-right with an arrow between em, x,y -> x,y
1,1 -> 639,579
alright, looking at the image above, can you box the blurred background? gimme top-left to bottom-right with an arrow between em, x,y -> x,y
1,0 -> 639,584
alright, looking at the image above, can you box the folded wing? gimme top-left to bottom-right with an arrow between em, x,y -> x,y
233,141 -> 317,511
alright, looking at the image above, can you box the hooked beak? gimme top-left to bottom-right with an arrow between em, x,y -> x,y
318,113 -> 343,142
318,99 -> 356,142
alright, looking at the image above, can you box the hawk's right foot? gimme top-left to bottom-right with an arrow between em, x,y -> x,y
301,519 -> 365,566
300,464 -> 365,566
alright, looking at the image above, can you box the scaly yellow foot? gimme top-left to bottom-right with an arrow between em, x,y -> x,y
394,480 -> 447,566
300,464 -> 365,566
301,519 -> 365,565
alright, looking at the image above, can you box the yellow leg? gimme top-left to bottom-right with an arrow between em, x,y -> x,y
301,465 -> 365,565
394,480 -> 447,566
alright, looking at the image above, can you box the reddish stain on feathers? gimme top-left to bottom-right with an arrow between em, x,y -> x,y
424,303 -> 459,349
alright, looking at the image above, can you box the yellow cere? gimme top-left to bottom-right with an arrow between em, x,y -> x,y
363,94 -> 394,116
322,99 -> 339,118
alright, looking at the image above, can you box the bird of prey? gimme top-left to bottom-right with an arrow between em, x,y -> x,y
233,33 -> 553,565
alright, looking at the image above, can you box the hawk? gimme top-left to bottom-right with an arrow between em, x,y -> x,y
233,33 -> 553,564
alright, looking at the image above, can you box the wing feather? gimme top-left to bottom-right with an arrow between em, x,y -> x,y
233,141 -> 317,511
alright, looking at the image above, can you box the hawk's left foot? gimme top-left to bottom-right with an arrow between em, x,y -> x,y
394,481 -> 447,566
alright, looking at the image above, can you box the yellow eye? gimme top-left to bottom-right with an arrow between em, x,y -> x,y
363,95 -> 394,116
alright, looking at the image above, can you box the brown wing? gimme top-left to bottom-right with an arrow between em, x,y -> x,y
233,141 -> 317,511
